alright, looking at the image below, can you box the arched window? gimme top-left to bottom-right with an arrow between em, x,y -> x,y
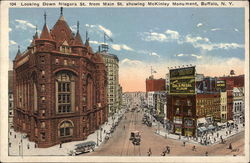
56,71 -> 75,113
59,121 -> 73,137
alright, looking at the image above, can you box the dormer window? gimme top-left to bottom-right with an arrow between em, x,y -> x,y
60,40 -> 71,54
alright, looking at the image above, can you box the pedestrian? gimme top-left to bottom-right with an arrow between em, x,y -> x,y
14,135 -> 16,138
9,142 -> 11,147
27,143 -> 30,149
166,146 -> 170,154
147,148 -> 152,156
229,143 -> 232,150
217,133 -> 219,138
34,143 -> 37,148
123,125 -> 125,130
161,151 -> 166,156
205,151 -> 208,156
59,143 -> 62,148
214,138 -> 216,143
183,141 -> 186,147
226,131 -> 228,136
192,145 -> 196,151
10,131 -> 12,136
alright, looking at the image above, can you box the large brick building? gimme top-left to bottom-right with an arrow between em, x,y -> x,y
13,9 -> 108,147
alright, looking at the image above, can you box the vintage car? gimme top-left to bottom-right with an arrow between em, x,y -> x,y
70,141 -> 96,155
129,131 -> 141,145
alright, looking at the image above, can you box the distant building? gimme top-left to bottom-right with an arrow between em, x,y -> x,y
146,77 -> 166,92
233,87 -> 244,124
220,92 -> 227,123
100,52 -> 120,116
9,70 -> 14,128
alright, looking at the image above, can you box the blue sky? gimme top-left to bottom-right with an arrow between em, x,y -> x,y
9,8 -> 245,91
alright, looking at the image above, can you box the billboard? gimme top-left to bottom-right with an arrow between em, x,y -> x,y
169,67 -> 195,94
216,80 -> 226,91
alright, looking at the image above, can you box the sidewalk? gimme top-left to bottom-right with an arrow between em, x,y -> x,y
151,118 -> 245,146
9,110 -> 125,156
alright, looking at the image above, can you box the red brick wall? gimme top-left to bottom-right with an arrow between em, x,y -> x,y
146,78 -> 166,92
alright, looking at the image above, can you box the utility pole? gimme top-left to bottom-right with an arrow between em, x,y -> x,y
97,130 -> 99,146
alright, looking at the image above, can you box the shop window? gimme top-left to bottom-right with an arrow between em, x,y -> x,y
59,121 -> 73,137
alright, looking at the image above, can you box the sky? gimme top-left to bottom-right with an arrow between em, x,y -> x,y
9,8 -> 245,92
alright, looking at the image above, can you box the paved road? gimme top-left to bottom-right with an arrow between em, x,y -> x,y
84,111 -> 244,156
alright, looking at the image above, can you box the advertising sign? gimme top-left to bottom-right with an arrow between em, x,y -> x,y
170,67 -> 195,94
216,80 -> 226,91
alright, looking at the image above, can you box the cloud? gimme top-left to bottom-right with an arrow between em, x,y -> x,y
70,25 -> 77,33
142,32 -> 167,42
89,40 -> 104,45
85,24 -> 113,37
142,29 -> 180,42
197,23 -> 203,27
176,53 -> 202,59
111,44 -> 134,51
211,28 -> 221,31
9,40 -> 17,45
184,34 -> 243,51
120,58 -> 142,65
149,52 -> 160,58
191,54 -> 202,59
9,28 -> 12,32
185,34 -> 210,44
15,19 -> 36,30
234,28 -> 239,32
165,30 -> 180,40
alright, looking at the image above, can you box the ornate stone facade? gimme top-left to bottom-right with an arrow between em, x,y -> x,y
13,9 -> 108,148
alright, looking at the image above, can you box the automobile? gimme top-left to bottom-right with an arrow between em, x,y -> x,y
129,131 -> 141,145
70,141 -> 96,155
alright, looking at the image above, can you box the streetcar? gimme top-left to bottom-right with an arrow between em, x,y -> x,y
129,131 -> 141,145
70,141 -> 96,155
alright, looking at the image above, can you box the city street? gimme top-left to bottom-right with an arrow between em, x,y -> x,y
85,110 -> 244,156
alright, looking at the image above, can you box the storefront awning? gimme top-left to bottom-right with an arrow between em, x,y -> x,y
208,125 -> 215,130
197,127 -> 207,132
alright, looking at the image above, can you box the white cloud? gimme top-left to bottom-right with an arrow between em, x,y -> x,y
15,19 -> 36,30
197,23 -> 203,27
111,44 -> 134,51
120,58 -> 142,65
85,24 -> 113,37
9,40 -> 17,45
70,25 -> 77,33
9,28 -> 12,32
98,25 -> 112,37
185,34 -> 210,44
176,53 -> 202,59
165,30 -> 179,40
89,40 -> 104,45
142,30 -> 179,42
191,54 -> 202,59
149,52 -> 160,58
142,32 -> 167,42
234,28 -> 239,32
184,34 -> 243,51
211,28 -> 221,31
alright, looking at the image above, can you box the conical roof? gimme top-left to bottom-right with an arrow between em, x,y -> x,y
40,24 -> 52,40
72,32 -> 84,47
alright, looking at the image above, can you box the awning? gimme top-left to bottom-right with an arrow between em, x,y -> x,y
228,120 -> 234,124
197,118 -> 207,124
197,127 -> 207,132
208,125 -> 215,130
